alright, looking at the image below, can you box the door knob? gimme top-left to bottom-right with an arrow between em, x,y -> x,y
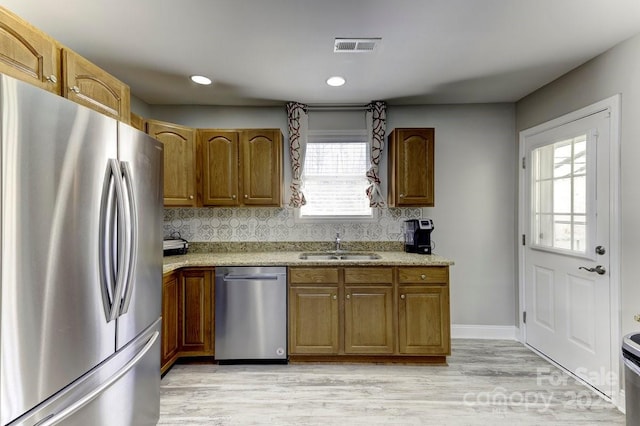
578,265 -> 606,275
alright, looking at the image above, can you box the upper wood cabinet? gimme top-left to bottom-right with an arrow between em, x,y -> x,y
200,130 -> 239,206
0,7 -> 61,94
388,128 -> 435,207
147,120 -> 197,207
62,49 -> 131,123
130,112 -> 145,131
199,128 -> 283,207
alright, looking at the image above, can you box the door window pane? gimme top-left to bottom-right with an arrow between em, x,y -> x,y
531,134 -> 590,253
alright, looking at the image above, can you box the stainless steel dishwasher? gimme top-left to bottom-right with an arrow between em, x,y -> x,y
215,266 -> 287,361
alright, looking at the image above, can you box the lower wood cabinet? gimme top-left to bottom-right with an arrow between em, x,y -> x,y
161,271 -> 180,374
289,285 -> 339,354
344,267 -> 394,354
180,268 -> 214,355
398,267 -> 450,355
161,267 -> 214,374
288,265 -> 450,361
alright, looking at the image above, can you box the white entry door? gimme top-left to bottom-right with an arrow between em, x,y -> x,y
523,110 -> 612,396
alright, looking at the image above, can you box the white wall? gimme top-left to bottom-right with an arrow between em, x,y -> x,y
130,94 -> 151,117
516,33 -> 640,338
150,103 -> 517,327
388,104 -> 517,327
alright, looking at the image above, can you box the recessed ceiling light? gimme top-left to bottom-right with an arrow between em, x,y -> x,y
326,76 -> 346,87
190,75 -> 212,85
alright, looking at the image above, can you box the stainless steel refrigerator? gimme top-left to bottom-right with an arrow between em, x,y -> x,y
0,74 -> 163,425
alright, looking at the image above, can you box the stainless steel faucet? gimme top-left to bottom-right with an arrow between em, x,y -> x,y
335,232 -> 342,252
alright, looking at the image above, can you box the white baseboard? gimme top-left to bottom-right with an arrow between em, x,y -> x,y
451,324 -> 519,340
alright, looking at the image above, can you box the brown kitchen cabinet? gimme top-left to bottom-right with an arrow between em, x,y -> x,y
344,268 -> 394,354
289,265 -> 450,362
0,7 -> 61,94
0,7 -> 134,123
288,267 -> 395,357
147,119 -> 198,207
161,271 -> 180,374
161,267 -> 215,374
388,128 -> 435,207
289,268 -> 339,354
179,268 -> 214,356
397,267 -> 450,355
130,112 -> 145,131
199,128 -> 283,207
62,48 -> 131,123
289,285 -> 340,354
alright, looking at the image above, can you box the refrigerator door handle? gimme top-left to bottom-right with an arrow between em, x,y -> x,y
108,158 -> 129,322
33,331 -> 160,426
119,161 -> 138,315
98,162 -> 117,320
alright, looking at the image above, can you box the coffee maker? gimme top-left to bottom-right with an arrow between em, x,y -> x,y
404,219 -> 434,254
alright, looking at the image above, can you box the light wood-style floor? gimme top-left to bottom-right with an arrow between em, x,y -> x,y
159,339 -> 625,425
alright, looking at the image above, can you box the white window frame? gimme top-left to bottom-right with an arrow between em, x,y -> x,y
528,131 -> 596,260
295,130 -> 377,223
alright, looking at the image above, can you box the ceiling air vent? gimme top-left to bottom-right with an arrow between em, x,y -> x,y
334,38 -> 381,53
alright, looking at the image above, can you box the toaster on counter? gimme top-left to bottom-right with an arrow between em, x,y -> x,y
163,232 -> 189,256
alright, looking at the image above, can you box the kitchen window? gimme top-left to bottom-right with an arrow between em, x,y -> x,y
298,131 -> 373,220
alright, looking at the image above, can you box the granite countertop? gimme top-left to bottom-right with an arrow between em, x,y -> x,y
163,251 -> 454,274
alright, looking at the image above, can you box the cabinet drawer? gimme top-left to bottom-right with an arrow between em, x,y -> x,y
398,267 -> 448,284
289,268 -> 338,284
344,268 -> 393,284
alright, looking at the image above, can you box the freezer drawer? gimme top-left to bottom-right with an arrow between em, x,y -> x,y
9,319 -> 161,426
215,266 -> 287,360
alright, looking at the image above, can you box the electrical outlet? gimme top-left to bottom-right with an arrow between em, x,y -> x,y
634,314 -> 640,323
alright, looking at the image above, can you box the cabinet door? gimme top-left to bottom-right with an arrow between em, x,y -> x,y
147,120 -> 197,207
62,49 -> 131,123
179,269 -> 214,355
289,286 -> 339,354
0,8 -> 61,94
161,272 -> 180,373
200,130 -> 240,206
398,285 -> 450,355
344,286 -> 394,354
241,129 -> 282,206
389,128 -> 434,206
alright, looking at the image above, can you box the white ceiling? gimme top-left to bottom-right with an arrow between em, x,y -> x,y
4,0 -> 640,106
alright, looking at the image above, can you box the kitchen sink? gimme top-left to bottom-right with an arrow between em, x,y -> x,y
298,252 -> 381,261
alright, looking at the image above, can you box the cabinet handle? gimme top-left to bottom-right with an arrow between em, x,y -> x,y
332,294 -> 337,300
189,195 -> 194,200
70,85 -> 80,94
421,274 -> 426,280
244,194 -> 248,199
346,294 -> 350,300
399,194 -> 405,198
232,194 -> 237,199
46,75 -> 58,84
400,294 -> 405,299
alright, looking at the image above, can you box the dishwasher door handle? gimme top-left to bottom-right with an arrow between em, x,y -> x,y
223,274 -> 282,281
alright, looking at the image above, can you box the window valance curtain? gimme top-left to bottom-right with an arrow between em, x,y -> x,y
365,100 -> 387,207
286,102 -> 309,207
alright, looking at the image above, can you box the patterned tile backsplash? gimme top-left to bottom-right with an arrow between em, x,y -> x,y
164,207 -> 425,243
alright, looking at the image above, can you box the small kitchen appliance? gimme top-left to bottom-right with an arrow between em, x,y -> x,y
163,232 -> 189,256
404,218 -> 434,254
